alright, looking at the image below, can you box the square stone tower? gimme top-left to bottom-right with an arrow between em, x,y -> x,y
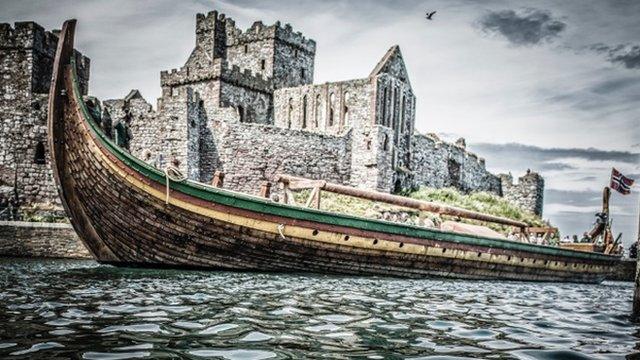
0,21 -> 89,219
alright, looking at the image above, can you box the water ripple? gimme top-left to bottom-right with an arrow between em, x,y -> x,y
0,258 -> 638,358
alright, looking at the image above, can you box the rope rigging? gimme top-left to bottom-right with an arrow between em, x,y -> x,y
163,165 -> 187,204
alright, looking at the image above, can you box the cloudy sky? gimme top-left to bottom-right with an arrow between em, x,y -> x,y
1,0 -> 638,245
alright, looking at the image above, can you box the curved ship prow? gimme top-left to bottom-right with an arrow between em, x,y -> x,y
48,20 -> 621,283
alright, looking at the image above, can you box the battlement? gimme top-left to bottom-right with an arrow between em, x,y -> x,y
499,170 -> 544,186
160,58 -> 274,93
226,17 -> 316,53
1,21 -> 48,50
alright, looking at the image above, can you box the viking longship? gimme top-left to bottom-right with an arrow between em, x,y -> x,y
48,20 -> 620,283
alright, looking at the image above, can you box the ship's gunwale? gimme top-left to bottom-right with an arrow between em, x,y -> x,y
66,60 -> 617,264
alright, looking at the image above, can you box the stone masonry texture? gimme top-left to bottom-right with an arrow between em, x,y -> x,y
1,12 -> 545,231
109,10 -> 543,215
0,21 -> 89,220
0,221 -> 90,259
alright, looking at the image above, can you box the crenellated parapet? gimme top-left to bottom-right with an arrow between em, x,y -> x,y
0,22 -> 47,49
227,19 -> 316,54
160,58 -> 274,93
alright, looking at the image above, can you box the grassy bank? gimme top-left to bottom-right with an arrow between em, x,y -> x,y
295,186 -> 550,235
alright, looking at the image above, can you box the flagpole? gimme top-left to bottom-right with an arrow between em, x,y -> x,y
632,197 -> 640,320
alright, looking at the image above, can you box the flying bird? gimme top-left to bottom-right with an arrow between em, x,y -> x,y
425,11 -> 436,20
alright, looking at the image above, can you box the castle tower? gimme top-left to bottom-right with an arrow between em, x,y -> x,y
0,21 -> 89,219
192,11 -> 227,65
499,170 -> 545,216
226,21 -> 316,89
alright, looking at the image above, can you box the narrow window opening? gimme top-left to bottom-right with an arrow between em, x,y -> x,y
301,95 -> 308,129
260,59 -> 266,70
328,93 -> 335,127
382,134 -> 389,151
243,44 -> 248,54
237,105 -> 245,123
34,141 -> 46,164
381,87 -> 388,126
287,98 -> 293,129
314,94 -> 322,128
343,91 -> 350,125
301,68 -> 305,80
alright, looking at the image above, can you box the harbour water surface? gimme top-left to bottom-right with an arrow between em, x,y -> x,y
0,258 -> 638,359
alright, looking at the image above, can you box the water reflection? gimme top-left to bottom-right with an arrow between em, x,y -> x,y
0,258 -> 637,359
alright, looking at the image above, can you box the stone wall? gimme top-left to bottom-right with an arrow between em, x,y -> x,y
210,121 -> 352,195
273,78 -> 374,132
411,134 -> 502,195
499,171 -> 545,216
0,221 -> 90,259
98,9 -> 545,216
226,18 -> 316,89
0,21 -> 89,219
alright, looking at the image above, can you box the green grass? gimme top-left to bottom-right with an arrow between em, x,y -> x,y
294,186 -> 550,236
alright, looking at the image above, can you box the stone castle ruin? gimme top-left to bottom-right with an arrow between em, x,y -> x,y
0,11 -> 544,221
0,22 -> 89,219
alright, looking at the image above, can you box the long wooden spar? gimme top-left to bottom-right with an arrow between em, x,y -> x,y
275,174 -> 528,230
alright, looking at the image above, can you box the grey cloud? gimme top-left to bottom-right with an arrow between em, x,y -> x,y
546,189 -> 600,207
470,143 -> 640,167
538,162 -> 576,171
590,77 -> 638,95
590,43 -> 640,70
477,8 -> 566,46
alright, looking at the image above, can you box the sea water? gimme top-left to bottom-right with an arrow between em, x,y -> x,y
0,257 -> 637,359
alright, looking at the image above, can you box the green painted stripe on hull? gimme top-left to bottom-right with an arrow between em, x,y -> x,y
69,60 -> 616,263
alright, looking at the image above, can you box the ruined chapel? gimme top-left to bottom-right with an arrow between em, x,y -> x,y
0,10 -> 544,221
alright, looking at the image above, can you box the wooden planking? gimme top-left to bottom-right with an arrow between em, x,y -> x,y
58,68 -> 609,283
46,21 -> 617,283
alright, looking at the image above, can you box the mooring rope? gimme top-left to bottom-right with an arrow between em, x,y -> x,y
277,224 -> 286,239
164,165 -> 187,204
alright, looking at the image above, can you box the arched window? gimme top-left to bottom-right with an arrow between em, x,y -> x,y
343,91 -> 350,125
287,98 -> 294,129
302,95 -> 308,129
381,87 -> 388,126
237,105 -> 245,123
392,87 -> 398,132
328,93 -> 335,127
314,94 -> 322,128
34,141 -> 46,164
401,96 -> 406,129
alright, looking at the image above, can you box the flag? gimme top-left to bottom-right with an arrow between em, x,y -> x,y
610,168 -> 635,195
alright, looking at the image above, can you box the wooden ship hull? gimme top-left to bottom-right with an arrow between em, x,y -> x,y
48,20 -> 620,283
